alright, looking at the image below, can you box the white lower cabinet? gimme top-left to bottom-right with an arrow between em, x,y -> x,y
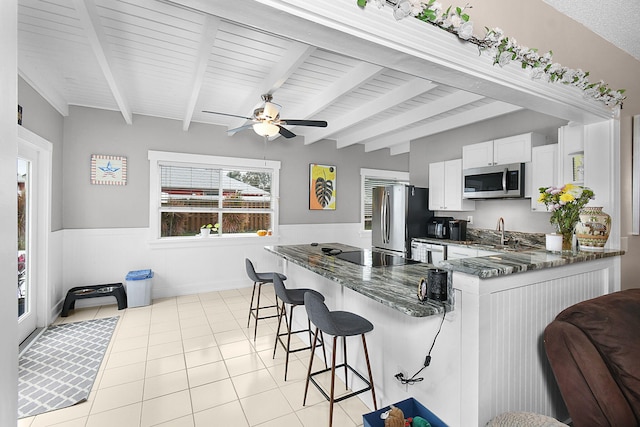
447,245 -> 478,260
447,244 -> 501,260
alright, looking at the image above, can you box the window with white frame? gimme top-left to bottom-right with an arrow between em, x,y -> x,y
149,151 -> 280,239
361,168 -> 410,230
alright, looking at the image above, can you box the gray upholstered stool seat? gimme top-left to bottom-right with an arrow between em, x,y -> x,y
245,258 -> 286,341
303,291 -> 377,427
272,274 -> 327,380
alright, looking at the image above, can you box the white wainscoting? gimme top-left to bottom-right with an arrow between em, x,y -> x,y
456,259 -> 616,426
59,224 -> 370,310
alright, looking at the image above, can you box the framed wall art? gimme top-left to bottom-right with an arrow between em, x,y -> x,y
309,163 -> 336,210
91,154 -> 127,185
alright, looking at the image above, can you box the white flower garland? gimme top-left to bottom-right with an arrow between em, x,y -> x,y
357,0 -> 626,108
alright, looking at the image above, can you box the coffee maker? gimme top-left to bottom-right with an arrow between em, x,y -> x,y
427,217 -> 453,239
449,220 -> 468,241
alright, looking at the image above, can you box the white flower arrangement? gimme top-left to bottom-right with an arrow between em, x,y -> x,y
356,0 -> 626,108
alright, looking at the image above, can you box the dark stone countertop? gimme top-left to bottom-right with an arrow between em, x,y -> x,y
265,242 -> 624,317
265,243 -> 448,318
411,236 -> 624,279
439,247 -> 624,279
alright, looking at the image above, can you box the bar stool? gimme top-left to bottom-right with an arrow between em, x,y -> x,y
303,292 -> 377,427
245,258 -> 285,341
272,274 -> 327,381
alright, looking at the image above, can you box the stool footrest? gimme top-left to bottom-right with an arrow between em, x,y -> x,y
251,313 -> 280,321
308,363 -> 373,404
275,331 -> 324,354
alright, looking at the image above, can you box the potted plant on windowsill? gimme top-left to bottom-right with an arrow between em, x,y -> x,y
200,223 -> 219,237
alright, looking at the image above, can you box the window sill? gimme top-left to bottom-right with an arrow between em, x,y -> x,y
148,234 -> 279,249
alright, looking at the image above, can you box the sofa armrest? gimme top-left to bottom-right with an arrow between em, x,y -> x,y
544,321 -> 636,427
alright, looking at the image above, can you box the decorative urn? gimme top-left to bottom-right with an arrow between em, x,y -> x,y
575,206 -> 610,251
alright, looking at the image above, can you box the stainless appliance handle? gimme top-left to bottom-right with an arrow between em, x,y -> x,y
380,191 -> 387,244
502,168 -> 508,193
384,191 -> 391,243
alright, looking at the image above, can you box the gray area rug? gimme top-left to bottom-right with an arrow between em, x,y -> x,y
18,316 -> 119,418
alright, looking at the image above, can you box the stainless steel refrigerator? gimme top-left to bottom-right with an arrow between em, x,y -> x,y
372,185 -> 432,257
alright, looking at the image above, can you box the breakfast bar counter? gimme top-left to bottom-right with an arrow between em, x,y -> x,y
264,243 -> 447,317
264,242 -> 624,426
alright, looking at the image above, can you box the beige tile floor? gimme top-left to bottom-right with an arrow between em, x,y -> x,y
18,286 -> 371,427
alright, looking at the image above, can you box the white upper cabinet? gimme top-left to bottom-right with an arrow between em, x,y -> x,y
463,133 -> 544,169
531,144 -> 558,212
429,159 -> 475,211
462,141 -> 494,168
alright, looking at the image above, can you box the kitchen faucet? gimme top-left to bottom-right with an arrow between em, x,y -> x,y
496,217 -> 509,246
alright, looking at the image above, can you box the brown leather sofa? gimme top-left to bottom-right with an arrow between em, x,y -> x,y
544,289 -> 640,427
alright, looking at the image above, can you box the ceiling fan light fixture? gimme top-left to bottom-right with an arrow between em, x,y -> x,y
262,102 -> 280,120
253,122 -> 280,137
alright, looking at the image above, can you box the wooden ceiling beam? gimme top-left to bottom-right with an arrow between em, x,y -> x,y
72,0 -> 132,124
227,41 -> 316,133
302,77 -> 437,145
269,61 -> 383,141
363,101 -> 523,152
338,90 -> 483,148
183,15 -> 221,131
18,66 -> 69,117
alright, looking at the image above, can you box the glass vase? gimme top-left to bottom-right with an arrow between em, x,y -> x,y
560,230 -> 573,251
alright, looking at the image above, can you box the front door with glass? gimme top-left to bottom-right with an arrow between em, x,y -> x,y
17,153 -> 36,343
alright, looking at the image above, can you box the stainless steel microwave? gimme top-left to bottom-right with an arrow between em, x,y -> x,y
463,163 -> 525,199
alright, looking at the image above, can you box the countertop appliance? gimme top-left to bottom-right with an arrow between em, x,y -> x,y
335,249 -> 419,267
449,219 -> 468,241
372,185 -> 432,257
411,240 -> 447,266
427,216 -> 454,239
463,162 -> 525,199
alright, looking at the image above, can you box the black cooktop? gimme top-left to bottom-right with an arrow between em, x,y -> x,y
335,250 -> 418,267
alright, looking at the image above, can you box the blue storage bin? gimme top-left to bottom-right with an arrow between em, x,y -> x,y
126,269 -> 154,281
125,269 -> 154,307
363,398 -> 448,427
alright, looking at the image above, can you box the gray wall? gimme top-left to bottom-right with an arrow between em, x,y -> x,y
409,109 -> 569,233
62,106 -> 409,228
18,76 -> 64,231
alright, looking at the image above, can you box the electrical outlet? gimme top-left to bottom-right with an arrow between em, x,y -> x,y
466,215 -> 473,224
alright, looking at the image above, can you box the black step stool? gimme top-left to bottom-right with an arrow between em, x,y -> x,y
61,283 -> 127,317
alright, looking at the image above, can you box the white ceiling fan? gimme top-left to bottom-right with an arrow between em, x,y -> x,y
203,94 -> 328,139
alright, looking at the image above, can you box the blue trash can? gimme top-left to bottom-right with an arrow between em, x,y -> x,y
125,269 -> 154,307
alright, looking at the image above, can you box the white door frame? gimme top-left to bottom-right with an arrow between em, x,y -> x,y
17,126 -> 52,343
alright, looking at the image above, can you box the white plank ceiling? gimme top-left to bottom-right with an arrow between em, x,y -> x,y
18,0 -> 528,154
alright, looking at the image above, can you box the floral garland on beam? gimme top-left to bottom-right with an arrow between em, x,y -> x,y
356,0 -> 626,108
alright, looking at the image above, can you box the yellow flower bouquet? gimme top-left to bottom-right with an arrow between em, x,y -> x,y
538,184 -> 595,250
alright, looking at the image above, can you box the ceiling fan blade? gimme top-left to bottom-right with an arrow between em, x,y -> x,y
279,119 -> 328,127
277,125 -> 297,139
202,110 -> 253,120
227,124 -> 255,134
